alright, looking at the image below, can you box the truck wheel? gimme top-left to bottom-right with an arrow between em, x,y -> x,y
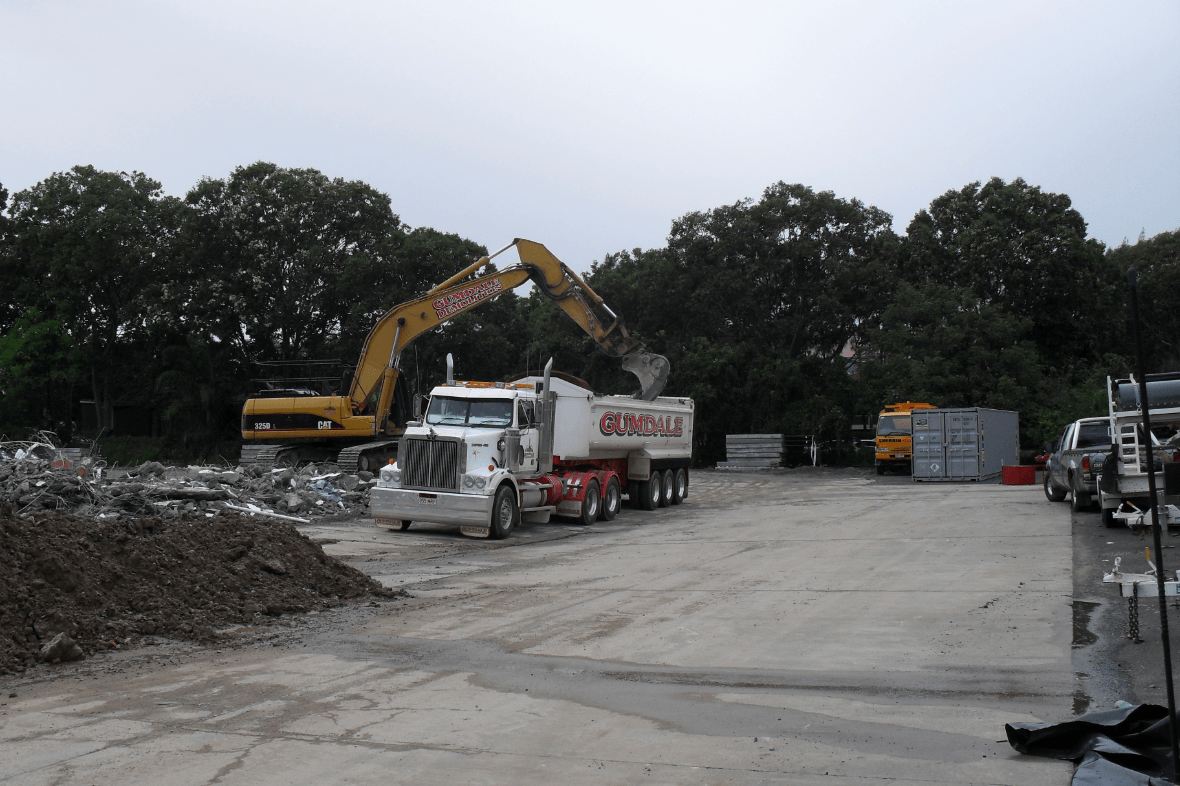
638,476 -> 660,511
1070,476 -> 1091,513
659,470 -> 674,507
601,477 -> 621,521
1044,471 -> 1066,502
490,485 -> 517,539
388,520 -> 411,531
627,481 -> 641,509
671,468 -> 688,504
876,463 -> 886,476
578,480 -> 601,525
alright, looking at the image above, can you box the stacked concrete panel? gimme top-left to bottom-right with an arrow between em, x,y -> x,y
717,434 -> 784,468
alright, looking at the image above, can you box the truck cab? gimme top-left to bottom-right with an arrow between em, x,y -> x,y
875,402 -> 937,475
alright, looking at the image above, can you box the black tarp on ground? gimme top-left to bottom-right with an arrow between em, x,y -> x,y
1007,704 -> 1175,785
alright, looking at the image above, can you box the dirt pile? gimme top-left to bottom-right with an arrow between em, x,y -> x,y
0,506 -> 399,675
0,439 -> 376,521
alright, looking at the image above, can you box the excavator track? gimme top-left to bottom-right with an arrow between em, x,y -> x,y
337,440 -> 399,474
238,444 -> 299,470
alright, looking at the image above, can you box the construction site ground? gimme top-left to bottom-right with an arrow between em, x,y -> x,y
1,468 -> 1083,785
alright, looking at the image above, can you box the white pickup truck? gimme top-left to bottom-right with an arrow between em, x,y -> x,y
370,361 -> 695,538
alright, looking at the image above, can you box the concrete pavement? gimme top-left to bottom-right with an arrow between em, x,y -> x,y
1,469 -> 1074,784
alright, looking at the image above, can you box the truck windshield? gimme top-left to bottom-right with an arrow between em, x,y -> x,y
1076,422 -> 1112,449
877,415 -> 911,436
426,396 -> 513,427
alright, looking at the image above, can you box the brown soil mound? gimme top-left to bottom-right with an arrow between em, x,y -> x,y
0,505 -> 396,674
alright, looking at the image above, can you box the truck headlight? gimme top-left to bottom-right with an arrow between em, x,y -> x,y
378,464 -> 401,488
464,475 -> 475,488
462,474 -> 488,491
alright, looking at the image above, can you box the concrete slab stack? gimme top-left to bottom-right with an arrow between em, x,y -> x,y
717,433 -> 784,468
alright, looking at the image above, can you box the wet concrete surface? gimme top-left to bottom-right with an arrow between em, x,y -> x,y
1068,489 -> 1180,714
0,469 -> 1073,784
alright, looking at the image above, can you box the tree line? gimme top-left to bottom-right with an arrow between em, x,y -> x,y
0,162 -> 1176,465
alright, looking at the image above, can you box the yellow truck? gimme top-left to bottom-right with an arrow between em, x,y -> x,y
875,402 -> 937,475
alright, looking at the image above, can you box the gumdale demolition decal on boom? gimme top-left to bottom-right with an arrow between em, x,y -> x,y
432,278 -> 505,319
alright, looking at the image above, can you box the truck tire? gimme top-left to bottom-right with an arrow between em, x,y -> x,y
659,469 -> 674,507
578,480 -> 601,525
1044,471 -> 1066,502
1070,475 -> 1091,513
638,476 -> 661,511
671,468 -> 688,505
388,520 -> 412,531
876,463 -> 886,476
490,485 -> 518,539
601,477 -> 621,521
627,480 -> 641,509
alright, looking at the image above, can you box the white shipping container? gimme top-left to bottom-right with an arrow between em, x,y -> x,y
911,408 -> 1020,482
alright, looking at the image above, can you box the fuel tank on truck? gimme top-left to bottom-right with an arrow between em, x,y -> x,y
516,375 -> 694,461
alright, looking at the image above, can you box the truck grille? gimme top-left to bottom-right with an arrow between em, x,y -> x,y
400,438 -> 461,490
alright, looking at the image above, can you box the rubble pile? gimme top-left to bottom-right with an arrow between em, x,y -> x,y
0,506 -> 400,675
0,440 -> 377,522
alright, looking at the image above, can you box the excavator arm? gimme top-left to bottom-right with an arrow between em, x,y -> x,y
349,239 -> 669,430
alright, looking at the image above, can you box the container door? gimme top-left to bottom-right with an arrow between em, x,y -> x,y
911,412 -> 945,478
946,411 -> 981,478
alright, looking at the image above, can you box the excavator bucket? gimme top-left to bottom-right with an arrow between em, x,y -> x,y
622,351 -> 670,401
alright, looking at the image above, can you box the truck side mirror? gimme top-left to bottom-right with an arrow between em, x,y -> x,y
413,394 -> 426,420
1042,442 -> 1053,453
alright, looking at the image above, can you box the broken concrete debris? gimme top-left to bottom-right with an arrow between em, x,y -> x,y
0,439 -> 378,522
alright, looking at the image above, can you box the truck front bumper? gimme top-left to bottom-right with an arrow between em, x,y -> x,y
370,487 -> 493,527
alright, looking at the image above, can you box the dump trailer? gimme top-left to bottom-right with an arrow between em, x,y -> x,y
371,359 -> 694,538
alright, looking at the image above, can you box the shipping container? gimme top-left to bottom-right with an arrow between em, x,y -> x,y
911,408 -> 1019,482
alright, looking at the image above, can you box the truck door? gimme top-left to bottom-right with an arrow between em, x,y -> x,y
517,399 -> 540,474
1050,424 -> 1073,488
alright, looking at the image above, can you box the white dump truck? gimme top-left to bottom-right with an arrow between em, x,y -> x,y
370,359 -> 695,538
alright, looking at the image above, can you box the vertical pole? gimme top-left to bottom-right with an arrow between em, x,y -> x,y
1128,267 -> 1179,778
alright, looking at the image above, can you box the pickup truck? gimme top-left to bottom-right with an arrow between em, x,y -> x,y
1043,417 -> 1112,512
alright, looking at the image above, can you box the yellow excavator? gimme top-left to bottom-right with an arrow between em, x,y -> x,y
240,239 -> 670,472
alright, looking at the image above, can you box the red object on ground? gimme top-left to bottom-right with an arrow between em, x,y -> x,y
1002,465 -> 1037,485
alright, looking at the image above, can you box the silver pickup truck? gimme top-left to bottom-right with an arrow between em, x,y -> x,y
1043,417 -> 1112,512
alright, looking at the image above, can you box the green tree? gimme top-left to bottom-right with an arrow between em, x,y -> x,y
181,162 -> 407,364
4,166 -> 181,432
1107,229 -> 1180,371
574,183 -> 898,463
902,177 -> 1118,367
0,308 -> 82,435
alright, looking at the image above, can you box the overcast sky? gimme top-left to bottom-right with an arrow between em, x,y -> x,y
1,1 -> 1177,269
